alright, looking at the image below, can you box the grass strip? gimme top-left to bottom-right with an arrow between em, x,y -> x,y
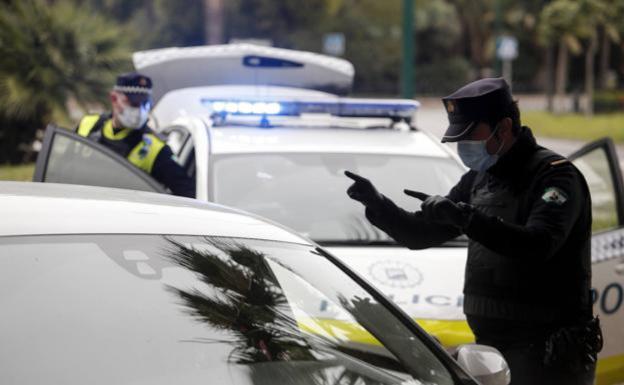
0,163 -> 35,181
523,111 -> 624,143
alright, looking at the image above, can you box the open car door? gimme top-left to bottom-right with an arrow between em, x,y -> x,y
569,137 -> 624,384
33,124 -> 167,194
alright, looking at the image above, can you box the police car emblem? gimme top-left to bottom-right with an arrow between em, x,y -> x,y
542,187 -> 567,205
369,261 -> 423,288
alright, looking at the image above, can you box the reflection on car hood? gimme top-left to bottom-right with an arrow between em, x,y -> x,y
326,246 -> 467,322
0,182 -> 307,244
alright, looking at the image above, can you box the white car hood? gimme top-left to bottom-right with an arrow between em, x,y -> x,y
327,245 -> 467,321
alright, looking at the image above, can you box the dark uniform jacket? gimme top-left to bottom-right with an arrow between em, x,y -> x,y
365,127 -> 593,342
76,113 -> 195,198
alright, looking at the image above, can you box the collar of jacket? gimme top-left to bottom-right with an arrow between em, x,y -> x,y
487,126 -> 539,180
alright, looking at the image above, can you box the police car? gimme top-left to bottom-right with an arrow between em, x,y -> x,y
33,44 -> 624,384
0,181 -> 514,385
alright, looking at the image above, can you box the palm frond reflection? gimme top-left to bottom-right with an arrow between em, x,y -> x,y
165,238 -> 315,364
162,237 -> 409,385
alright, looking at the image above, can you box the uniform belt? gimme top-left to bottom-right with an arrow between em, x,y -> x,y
464,294 -> 561,323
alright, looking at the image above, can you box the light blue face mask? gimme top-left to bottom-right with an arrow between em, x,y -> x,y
457,125 -> 505,172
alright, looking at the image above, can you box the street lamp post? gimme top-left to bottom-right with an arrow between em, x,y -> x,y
494,0 -> 502,76
401,0 -> 414,98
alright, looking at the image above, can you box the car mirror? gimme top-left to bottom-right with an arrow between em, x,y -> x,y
455,344 -> 510,385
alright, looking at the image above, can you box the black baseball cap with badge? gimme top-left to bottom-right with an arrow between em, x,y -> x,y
441,77 -> 514,143
113,72 -> 153,107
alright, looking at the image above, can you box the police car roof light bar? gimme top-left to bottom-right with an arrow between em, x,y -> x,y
202,98 -> 420,121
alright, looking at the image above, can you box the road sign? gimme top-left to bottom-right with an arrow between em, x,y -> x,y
323,33 -> 345,57
496,35 -> 518,61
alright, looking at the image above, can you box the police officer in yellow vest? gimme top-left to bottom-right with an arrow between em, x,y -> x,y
76,72 -> 195,198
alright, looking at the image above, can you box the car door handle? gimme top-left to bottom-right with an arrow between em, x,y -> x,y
616,263 -> 624,275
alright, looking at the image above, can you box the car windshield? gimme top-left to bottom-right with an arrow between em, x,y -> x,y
210,153 -> 464,244
0,234 -> 455,385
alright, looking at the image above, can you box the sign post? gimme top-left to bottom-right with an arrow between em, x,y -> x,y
401,0 -> 414,98
496,35 -> 518,90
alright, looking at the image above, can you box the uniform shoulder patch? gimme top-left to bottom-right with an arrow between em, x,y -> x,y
542,187 -> 568,205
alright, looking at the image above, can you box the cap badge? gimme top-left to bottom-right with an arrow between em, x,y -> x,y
446,100 -> 455,113
139,77 -> 147,87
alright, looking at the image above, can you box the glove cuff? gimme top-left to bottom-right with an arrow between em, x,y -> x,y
457,202 -> 475,231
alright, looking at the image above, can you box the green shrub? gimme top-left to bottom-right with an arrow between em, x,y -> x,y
593,90 -> 624,113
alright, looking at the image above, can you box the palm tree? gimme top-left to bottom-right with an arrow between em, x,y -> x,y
0,0 -> 132,128
597,2 -> 623,90
449,0 -> 497,77
539,0 -> 619,116
538,0 -> 585,113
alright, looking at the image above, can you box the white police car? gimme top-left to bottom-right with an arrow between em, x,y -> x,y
0,181 -> 510,385
33,44 -> 624,384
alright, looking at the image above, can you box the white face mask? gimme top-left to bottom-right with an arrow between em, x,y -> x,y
117,103 -> 149,129
457,125 -> 505,172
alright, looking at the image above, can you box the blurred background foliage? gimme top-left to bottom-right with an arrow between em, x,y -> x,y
0,0 -> 623,163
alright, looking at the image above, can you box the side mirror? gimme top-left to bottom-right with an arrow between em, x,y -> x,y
455,344 -> 510,385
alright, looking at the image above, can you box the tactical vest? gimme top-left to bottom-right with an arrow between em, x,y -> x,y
463,148 -> 592,323
77,114 -> 165,174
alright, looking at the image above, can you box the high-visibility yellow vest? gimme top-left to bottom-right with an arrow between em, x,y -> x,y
76,114 -> 165,174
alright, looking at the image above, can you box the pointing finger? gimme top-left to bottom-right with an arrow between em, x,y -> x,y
344,170 -> 367,182
404,189 -> 431,201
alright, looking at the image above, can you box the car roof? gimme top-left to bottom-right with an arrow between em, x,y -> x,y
208,126 -> 450,157
0,182 -> 308,244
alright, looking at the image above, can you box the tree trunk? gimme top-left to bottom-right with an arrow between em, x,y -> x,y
599,30 -> 610,89
621,42 -> 624,79
466,18 -> 485,76
555,40 -> 569,112
585,34 -> 597,116
456,1 -> 490,78
204,0 -> 224,45
545,44 -> 555,112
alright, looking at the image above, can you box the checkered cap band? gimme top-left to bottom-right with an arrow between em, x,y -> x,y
113,85 -> 152,94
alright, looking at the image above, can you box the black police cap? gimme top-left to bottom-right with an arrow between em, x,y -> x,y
441,77 -> 513,143
114,72 -> 152,105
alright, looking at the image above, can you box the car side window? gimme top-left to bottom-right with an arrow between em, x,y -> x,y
162,125 -> 196,180
35,126 -> 165,193
570,139 -> 624,232
162,125 -> 190,155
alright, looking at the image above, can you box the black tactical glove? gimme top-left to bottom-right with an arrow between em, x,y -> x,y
404,189 -> 472,228
345,170 -> 384,211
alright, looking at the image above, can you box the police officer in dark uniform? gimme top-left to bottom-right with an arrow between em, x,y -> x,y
345,78 -> 602,385
76,72 -> 195,198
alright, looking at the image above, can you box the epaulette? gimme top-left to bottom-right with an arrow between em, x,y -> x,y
550,158 -> 569,166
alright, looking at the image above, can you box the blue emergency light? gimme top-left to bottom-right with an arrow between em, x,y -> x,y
201,97 -> 419,120
210,101 -> 282,115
